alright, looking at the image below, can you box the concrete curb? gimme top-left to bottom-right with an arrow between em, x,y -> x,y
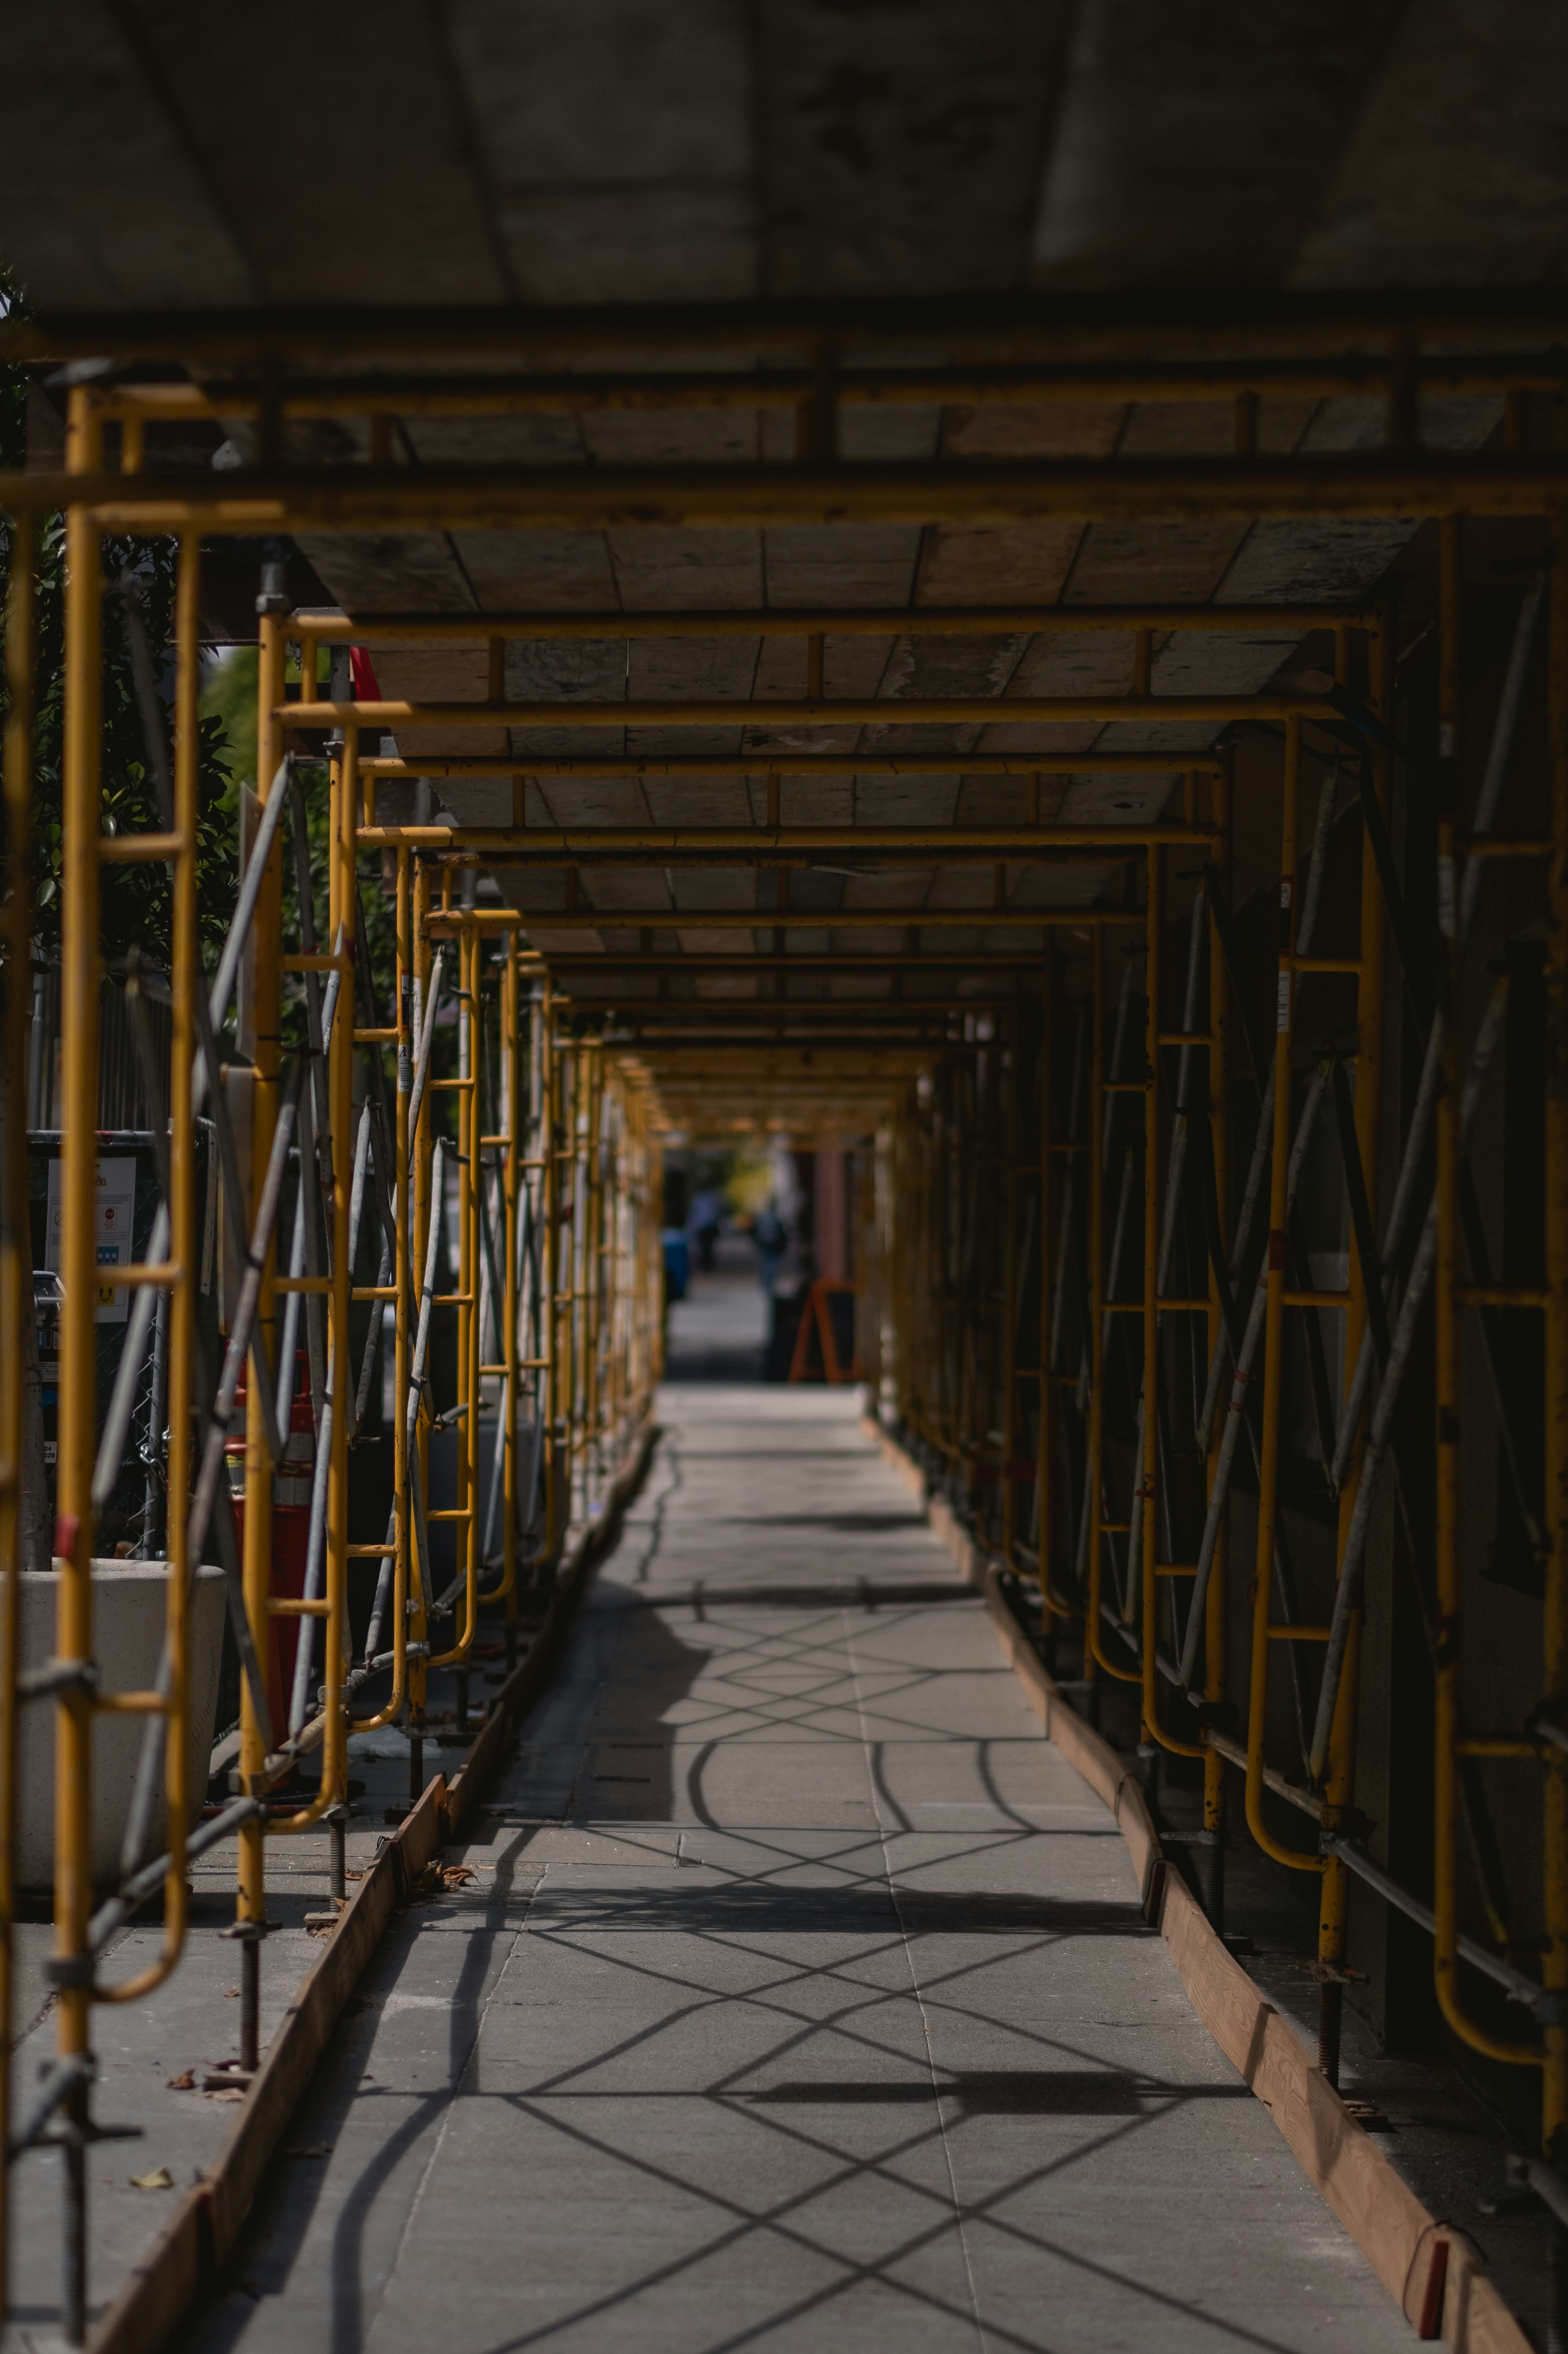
87,1414 -> 659,2354
859,1411 -> 1530,2354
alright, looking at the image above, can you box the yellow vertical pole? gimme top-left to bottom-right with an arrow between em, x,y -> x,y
1000,1017 -> 1019,1563
1432,522 -> 1536,2069
578,1041 -> 595,1508
409,858 -> 431,1778
96,538 -> 205,2008
1203,756 -> 1232,1908
1545,505 -> 1568,2157
541,991 -> 560,1561
438,921 -> 477,1683
238,594 -> 287,2050
320,729 -> 354,1817
606,1069 -> 622,1458
1142,851 -> 1204,1766
395,845 -> 413,1705
55,394 -> 104,2228
52,390 -> 120,2336
1087,932 -> 1104,1694
594,1044 -> 607,1484
561,1033 -> 579,1533
463,926 -> 480,1648
372,842 -> 411,1720
1246,714 -> 1324,1873
1316,615 -> 1390,2078
0,509 -> 36,2319
1084,930 -> 1133,1689
502,933 -> 519,1653
1037,956 -> 1057,1612
1141,846 -> 1163,1735
1433,519 -> 1465,2051
161,533 -> 200,1951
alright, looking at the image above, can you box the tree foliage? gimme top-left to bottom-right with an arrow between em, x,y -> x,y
1,268 -> 240,975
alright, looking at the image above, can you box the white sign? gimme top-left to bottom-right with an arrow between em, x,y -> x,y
45,1155 -> 138,1324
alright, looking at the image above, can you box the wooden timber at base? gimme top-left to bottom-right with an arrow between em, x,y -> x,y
86,1416 -> 660,2354
858,1410 -> 1533,2354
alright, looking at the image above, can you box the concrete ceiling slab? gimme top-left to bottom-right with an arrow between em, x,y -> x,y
1289,0 -> 1568,287
0,9 -> 258,310
1030,0 -> 1407,289
8,5 -> 1559,1067
121,0 -> 513,305
451,0 -> 754,301
758,0 -> 1072,297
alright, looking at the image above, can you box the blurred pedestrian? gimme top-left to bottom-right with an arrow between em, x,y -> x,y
687,1186 -> 723,1273
751,1197 -> 787,1294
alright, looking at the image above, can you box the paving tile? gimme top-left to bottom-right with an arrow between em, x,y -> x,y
177,1361 -> 1417,2354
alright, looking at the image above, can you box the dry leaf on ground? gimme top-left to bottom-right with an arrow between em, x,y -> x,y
165,2071 -> 195,2092
129,2167 -> 174,2191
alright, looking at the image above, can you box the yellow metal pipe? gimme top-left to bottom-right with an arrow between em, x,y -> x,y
542,989 -> 561,1563
237,611 -> 288,1967
10,453 -> 1568,532
271,735 -> 356,1833
288,693 -> 1344,731
1086,930 -> 1137,1690
408,858 -> 433,1754
0,506 -> 36,2308
393,825 -> 1219,858
355,840 -> 413,1731
366,753 -> 1219,781
1547,505 -> 1568,2148
1036,958 -> 1068,1616
1428,521 -> 1541,2065
1245,715 -> 1326,1876
478,931 -> 522,1614
54,386 -> 105,2079
99,533 -> 203,2002
1202,764 -> 1231,1868
4,290 -> 1559,368
429,925 -> 481,1672
279,602 -> 1378,642
1140,848 -> 1204,1762
1314,607 -> 1394,2058
92,358 -> 1560,423
461,910 -> 1153,934
1000,1021 -> 1019,1566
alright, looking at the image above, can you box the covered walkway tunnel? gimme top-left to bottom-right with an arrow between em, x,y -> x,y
1,9 -> 1568,2346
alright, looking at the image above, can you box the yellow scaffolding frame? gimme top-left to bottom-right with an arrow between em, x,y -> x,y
7,317 -> 1568,2339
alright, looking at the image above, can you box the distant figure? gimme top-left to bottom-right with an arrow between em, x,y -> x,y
661,1228 -> 689,1309
751,1198 -> 788,1295
687,1187 -> 723,1273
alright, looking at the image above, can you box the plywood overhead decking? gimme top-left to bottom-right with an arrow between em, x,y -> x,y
4,0 -> 1564,1128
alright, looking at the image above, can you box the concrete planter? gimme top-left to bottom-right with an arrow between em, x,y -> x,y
16,1562 -> 227,1891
